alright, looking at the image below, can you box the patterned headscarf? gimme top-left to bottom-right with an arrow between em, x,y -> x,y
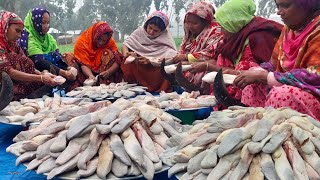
92,22 -> 113,47
0,11 -> 24,53
74,22 -> 118,72
145,11 -> 169,28
215,0 -> 256,33
180,1 -> 222,60
30,7 -> 50,36
186,1 -> 215,23
22,7 -> 57,56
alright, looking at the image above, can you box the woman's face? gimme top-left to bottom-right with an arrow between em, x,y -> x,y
42,12 -> 50,34
275,0 -> 309,30
95,34 -> 110,48
146,24 -> 161,37
185,14 -> 208,37
6,23 -> 24,43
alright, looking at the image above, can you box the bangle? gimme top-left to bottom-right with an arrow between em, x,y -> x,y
40,75 -> 43,83
205,62 -> 209,72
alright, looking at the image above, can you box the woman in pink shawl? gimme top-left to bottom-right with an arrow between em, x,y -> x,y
121,11 -> 177,92
231,0 -> 320,120
173,1 -> 223,87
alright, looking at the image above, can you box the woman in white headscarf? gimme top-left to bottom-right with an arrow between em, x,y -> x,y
121,11 -> 177,92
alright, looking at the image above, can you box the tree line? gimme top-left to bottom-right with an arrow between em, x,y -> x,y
0,0 -> 276,41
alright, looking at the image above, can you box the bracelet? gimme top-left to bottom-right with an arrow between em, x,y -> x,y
205,62 -> 209,72
40,75 -> 43,83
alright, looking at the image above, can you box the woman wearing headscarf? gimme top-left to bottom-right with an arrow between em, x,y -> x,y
231,0 -> 320,120
173,1 -> 223,87
191,0 -> 283,99
0,11 -> 57,100
18,7 -> 76,81
73,22 -> 122,85
121,11 -> 177,92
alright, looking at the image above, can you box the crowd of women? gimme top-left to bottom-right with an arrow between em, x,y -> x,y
0,0 -> 319,120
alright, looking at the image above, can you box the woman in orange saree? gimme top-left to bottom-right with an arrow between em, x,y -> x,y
73,22 -> 122,86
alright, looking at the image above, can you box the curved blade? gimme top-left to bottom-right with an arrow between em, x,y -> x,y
175,62 -> 202,92
160,59 -> 176,84
213,69 -> 246,107
0,72 -> 14,111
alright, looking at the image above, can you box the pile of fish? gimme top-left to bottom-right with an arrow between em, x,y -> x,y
0,94 -> 109,126
161,106 -> 320,180
66,82 -> 147,100
131,91 -> 217,110
7,98 -> 184,180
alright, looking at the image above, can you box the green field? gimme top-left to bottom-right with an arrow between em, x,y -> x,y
59,38 -> 183,54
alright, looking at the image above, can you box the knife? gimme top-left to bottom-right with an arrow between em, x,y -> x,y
175,62 -> 204,93
160,59 -> 176,85
213,69 -> 247,107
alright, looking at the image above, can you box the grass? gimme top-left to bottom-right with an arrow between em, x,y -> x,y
59,38 -> 183,54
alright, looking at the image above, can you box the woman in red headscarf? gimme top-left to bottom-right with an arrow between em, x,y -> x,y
173,2 -> 223,88
73,22 -> 123,85
0,11 -> 57,100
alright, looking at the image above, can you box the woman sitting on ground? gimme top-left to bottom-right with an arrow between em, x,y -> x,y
18,7 -> 76,81
73,22 -> 123,85
230,0 -> 320,120
172,1 -> 223,88
0,11 -> 57,100
121,11 -> 177,92
190,0 -> 283,99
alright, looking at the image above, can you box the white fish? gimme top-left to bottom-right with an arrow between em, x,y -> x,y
164,64 -> 192,74
53,76 -> 66,85
202,71 -> 236,84
124,56 -> 136,64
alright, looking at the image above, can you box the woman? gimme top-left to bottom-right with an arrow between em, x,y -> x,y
174,1 -> 223,87
0,11 -> 57,100
18,7 -> 76,81
121,11 -> 177,92
73,21 -> 122,85
232,0 -> 320,120
191,0 -> 283,99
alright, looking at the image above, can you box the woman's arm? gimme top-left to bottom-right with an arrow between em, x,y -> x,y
8,68 -> 41,82
122,44 -> 130,57
100,62 -> 119,79
8,68 -> 56,86
81,65 -> 95,79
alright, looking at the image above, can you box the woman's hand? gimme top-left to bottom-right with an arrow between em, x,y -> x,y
88,75 -> 96,80
223,69 -> 240,75
172,53 -> 187,63
65,67 -> 77,81
41,74 -> 57,86
233,70 -> 268,89
136,56 -> 150,65
100,70 -> 110,79
190,62 -> 207,73
124,51 -> 137,59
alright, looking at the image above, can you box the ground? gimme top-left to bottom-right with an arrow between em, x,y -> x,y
59,38 -> 183,54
